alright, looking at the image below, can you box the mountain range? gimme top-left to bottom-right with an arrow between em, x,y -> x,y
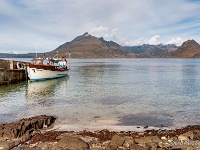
1,33 -> 200,58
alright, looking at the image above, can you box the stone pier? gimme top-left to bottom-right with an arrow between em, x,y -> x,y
0,59 -> 28,85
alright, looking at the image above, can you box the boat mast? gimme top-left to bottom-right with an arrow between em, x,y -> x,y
35,43 -> 38,58
68,51 -> 70,69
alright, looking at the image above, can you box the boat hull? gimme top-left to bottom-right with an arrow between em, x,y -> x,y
27,67 -> 68,81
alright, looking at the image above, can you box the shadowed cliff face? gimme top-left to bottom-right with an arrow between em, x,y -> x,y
145,46 -> 169,57
167,40 -> 200,58
124,44 -> 178,57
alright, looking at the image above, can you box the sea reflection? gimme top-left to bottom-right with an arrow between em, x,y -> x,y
26,76 -> 69,102
78,63 -> 121,75
0,82 -> 27,101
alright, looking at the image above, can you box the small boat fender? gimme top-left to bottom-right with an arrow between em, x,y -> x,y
17,62 -> 25,69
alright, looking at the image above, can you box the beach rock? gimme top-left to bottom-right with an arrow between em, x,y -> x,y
90,143 -> 103,150
0,141 -> 16,150
135,136 -> 152,145
171,137 -> 179,143
129,143 -> 148,150
194,130 -> 200,140
149,136 -> 161,143
124,136 -> 134,145
80,136 -> 100,145
35,142 -> 55,150
132,136 -> 161,149
182,131 -> 194,140
122,136 -> 134,148
90,147 -> 103,150
161,136 -> 167,140
171,145 -> 195,150
0,142 -> 10,150
102,140 -> 110,149
146,142 -> 157,150
12,145 -> 42,150
51,135 -> 89,150
178,135 -> 189,142
109,134 -> 125,150
20,132 -> 31,143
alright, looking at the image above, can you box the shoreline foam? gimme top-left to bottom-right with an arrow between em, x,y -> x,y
52,124 -> 174,132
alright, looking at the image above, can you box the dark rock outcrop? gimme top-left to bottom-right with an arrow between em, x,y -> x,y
0,115 -> 56,142
51,135 -> 90,150
145,46 -> 168,57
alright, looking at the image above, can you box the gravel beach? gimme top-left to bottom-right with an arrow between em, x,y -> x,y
0,115 -> 200,150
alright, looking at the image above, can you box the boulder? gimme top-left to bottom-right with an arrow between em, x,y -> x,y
0,141 -> 16,150
194,130 -> 200,140
51,135 -> 89,150
109,134 -> 125,150
12,145 -> 42,150
178,135 -> 189,142
130,143 -> 148,150
182,131 -> 194,140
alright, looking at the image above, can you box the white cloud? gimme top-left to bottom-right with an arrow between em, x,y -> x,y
148,35 -> 161,45
110,28 -> 126,45
166,37 -> 183,45
89,26 -> 126,45
90,25 -> 108,37
128,38 -> 145,46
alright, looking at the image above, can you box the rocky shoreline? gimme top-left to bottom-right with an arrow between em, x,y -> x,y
0,115 -> 200,150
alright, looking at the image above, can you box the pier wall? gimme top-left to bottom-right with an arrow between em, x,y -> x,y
0,59 -> 27,85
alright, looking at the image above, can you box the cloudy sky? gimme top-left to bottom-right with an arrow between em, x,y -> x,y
0,0 -> 200,53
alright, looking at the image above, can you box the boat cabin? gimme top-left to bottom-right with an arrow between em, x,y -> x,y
31,57 -> 67,67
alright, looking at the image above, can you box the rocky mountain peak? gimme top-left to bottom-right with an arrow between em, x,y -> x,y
181,39 -> 200,49
167,39 -> 200,58
82,32 -> 91,37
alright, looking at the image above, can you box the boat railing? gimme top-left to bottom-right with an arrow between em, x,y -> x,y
31,57 -> 68,67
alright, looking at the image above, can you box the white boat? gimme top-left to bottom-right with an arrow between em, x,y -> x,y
27,56 -> 69,81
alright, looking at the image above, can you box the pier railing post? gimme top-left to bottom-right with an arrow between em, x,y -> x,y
9,60 -> 14,70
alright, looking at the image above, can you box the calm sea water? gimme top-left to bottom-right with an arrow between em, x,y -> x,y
0,58 -> 200,128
